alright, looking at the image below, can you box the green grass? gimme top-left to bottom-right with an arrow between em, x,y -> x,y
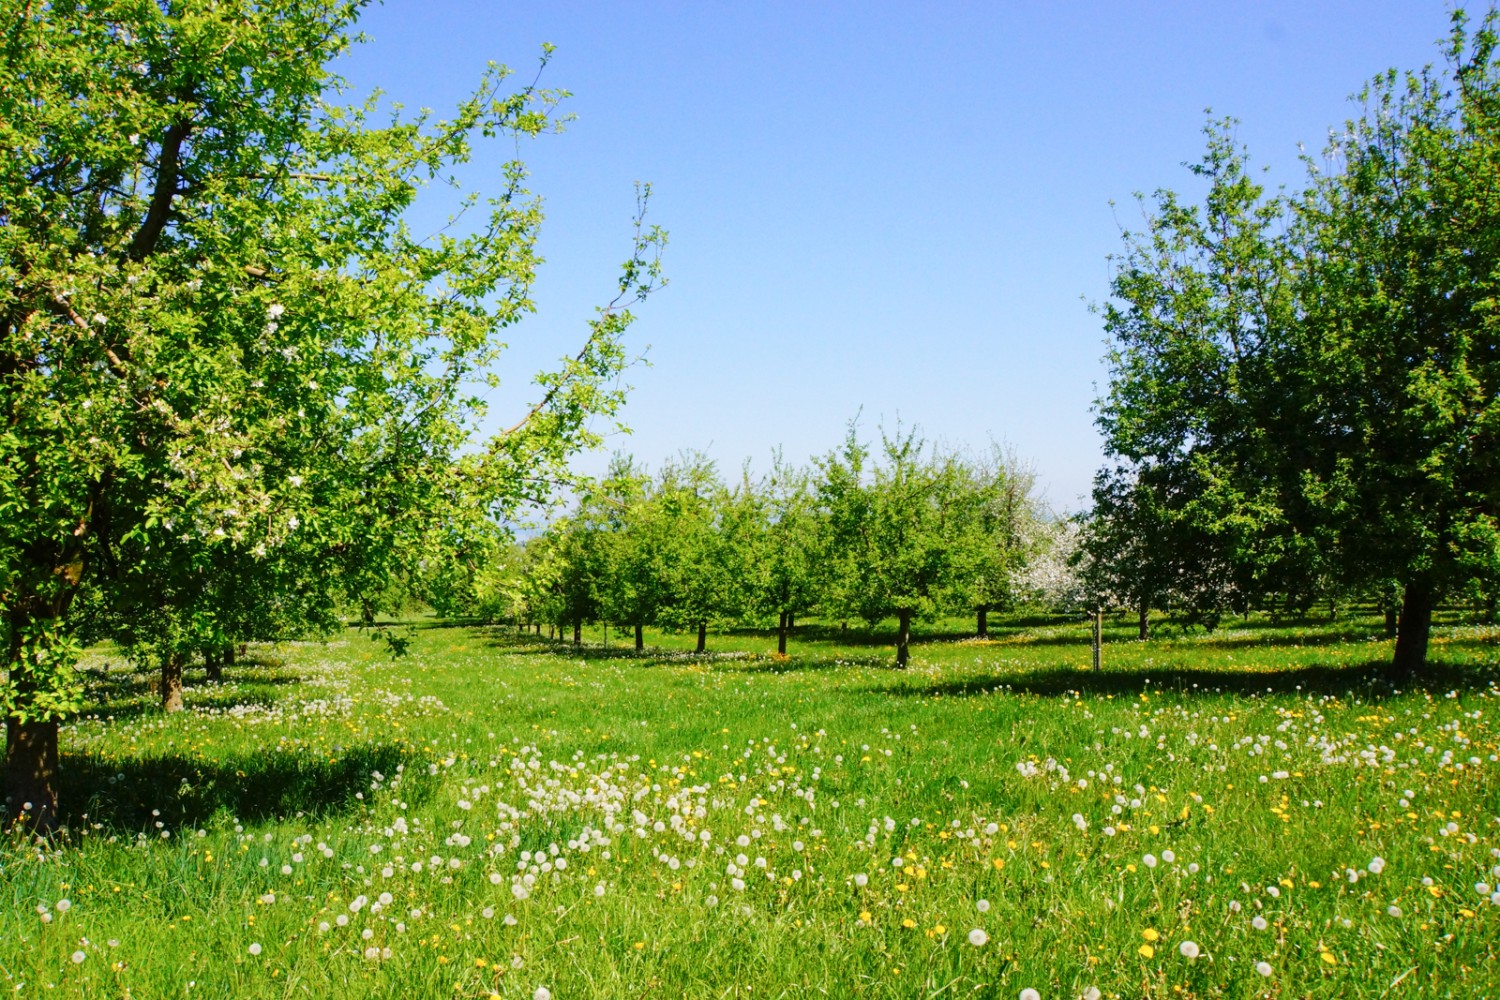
3,611 -> 1499,998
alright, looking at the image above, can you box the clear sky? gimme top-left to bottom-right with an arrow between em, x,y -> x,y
336,1 -> 1462,511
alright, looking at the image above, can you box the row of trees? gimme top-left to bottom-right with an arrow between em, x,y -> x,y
1,2 -> 664,833
1081,9 -> 1500,674
430,430 -> 1051,668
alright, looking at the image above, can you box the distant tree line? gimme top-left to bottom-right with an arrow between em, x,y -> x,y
426,427 -> 1055,668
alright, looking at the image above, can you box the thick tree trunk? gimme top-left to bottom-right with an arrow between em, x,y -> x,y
777,612 -> 788,655
573,621 -> 582,647
896,608 -> 912,669
224,644 -> 237,667
1392,578 -> 1435,679
1138,601 -> 1149,641
976,605 -> 988,639
696,621 -> 707,654
634,623 -> 644,653
162,651 -> 184,713
204,648 -> 222,683
4,716 -> 59,836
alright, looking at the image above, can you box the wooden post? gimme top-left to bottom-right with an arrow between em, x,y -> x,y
1091,606 -> 1102,673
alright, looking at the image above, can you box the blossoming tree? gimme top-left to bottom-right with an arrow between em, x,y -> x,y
0,0 -> 663,833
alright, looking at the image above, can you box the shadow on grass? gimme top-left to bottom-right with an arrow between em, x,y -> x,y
475,629 -> 901,672
868,657 -> 1497,701
57,741 -> 424,834
75,660 -> 304,726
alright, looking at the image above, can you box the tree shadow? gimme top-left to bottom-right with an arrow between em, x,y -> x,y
57,741 -> 424,834
75,660 -> 306,726
867,657 -> 1495,702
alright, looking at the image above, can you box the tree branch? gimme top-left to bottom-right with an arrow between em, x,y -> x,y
127,119 -> 192,261
46,296 -> 127,374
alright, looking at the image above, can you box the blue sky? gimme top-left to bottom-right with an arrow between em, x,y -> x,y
338,1 -> 1460,510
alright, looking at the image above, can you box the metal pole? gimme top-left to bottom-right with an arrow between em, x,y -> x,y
1092,606 -> 1102,673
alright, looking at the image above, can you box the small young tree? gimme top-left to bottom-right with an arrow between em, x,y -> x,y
817,425 -> 986,668
961,444 -> 1044,638
733,453 -> 824,656
649,454 -> 734,653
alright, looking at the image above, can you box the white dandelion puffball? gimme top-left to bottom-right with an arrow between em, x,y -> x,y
534,988 -> 552,1000
1019,989 -> 1041,1000
968,928 -> 988,946
70,951 -> 86,964
1255,961 -> 1273,977
1368,856 -> 1385,875
1179,940 -> 1200,959
248,943 -> 262,956
1143,854 -> 1157,869
1252,915 -> 1268,931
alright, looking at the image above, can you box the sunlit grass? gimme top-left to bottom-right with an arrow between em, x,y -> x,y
3,611 -> 1498,997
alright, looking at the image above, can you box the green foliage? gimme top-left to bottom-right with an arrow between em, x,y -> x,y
816,424 -> 993,664
1092,9 -> 1500,663
1,0 -> 664,829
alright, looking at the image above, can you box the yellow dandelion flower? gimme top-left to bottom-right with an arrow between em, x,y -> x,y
1320,951 -> 1337,965
1142,929 -> 1159,942
901,917 -> 917,929
1138,944 -> 1155,959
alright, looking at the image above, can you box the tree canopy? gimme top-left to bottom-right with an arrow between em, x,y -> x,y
0,0 -> 663,833
1090,10 -> 1500,673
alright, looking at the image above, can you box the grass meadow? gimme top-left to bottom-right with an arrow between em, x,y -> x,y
2,611 -> 1498,998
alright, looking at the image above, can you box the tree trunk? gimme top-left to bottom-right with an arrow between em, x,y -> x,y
534,622 -> 541,636
1384,605 -> 1398,638
4,716 -> 58,836
162,651 -> 184,713
895,608 -> 912,669
788,614 -> 795,629
976,605 -> 988,639
1328,595 -> 1337,622
634,623 -> 644,653
696,621 -> 707,654
1392,578 -> 1435,679
1137,601 -> 1149,641
573,621 -> 582,647
224,644 -> 237,667
204,648 -> 222,683
777,612 -> 788,655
